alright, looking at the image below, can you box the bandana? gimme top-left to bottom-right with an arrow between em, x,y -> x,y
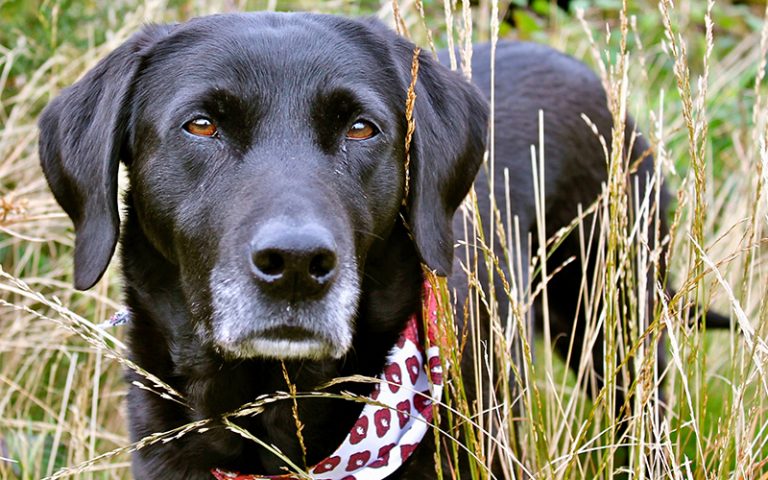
211,280 -> 443,480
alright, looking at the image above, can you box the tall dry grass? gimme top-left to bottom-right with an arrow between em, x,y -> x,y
1,0 -> 767,479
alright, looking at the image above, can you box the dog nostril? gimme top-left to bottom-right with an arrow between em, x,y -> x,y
308,251 -> 336,280
253,251 -> 285,277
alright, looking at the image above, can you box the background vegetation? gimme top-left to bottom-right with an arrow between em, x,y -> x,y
1,0 -> 767,478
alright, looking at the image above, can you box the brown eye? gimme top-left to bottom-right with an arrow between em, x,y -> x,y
346,120 -> 377,140
184,118 -> 218,137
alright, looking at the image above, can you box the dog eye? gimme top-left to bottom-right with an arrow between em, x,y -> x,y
184,118 -> 218,138
346,120 -> 377,140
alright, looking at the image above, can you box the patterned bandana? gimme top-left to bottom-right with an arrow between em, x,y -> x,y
211,280 -> 443,480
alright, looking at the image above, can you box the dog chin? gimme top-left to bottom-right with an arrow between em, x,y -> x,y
216,337 -> 345,360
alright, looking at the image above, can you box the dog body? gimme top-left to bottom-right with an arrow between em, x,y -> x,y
451,42 -> 665,401
40,12 -> 673,479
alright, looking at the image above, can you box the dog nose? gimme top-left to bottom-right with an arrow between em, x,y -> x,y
250,222 -> 338,299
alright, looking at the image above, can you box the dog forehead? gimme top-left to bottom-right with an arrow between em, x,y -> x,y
130,14 -> 406,139
144,13 -> 395,86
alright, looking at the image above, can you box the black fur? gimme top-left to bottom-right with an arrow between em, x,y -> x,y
38,12 -> 726,480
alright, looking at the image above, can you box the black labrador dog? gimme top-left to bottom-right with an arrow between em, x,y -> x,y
38,12 -> 725,479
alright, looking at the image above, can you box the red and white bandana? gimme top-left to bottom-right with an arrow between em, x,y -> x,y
212,281 -> 443,480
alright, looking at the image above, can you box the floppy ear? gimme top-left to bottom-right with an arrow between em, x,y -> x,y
38,25 -> 170,290
394,43 -> 489,276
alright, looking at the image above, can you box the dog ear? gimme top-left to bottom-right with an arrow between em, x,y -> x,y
38,25 -> 170,290
394,43 -> 489,276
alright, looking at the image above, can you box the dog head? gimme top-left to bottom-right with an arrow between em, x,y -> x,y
38,13 -> 487,360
